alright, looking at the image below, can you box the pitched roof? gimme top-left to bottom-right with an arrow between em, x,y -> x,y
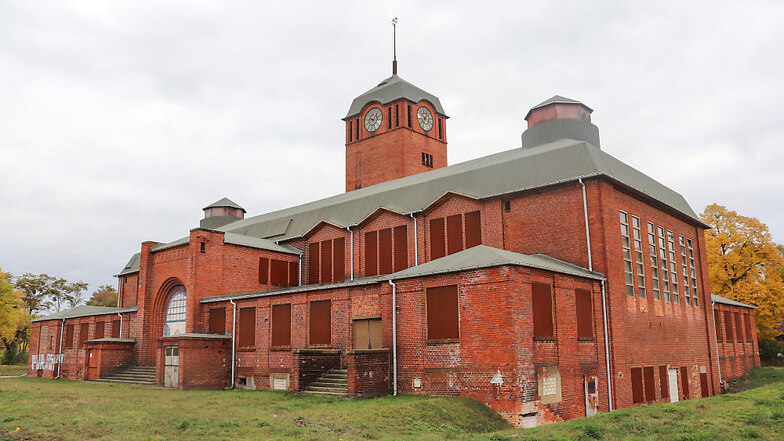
345,75 -> 446,118
201,245 -> 601,304
712,294 -> 756,309
203,197 -> 245,212
32,305 -> 138,322
149,232 -> 302,254
117,252 -> 141,276
525,95 -> 592,120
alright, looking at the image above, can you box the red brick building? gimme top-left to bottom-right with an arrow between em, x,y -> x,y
29,72 -> 760,426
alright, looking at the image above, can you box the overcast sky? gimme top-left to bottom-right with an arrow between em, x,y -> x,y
1,1 -> 783,297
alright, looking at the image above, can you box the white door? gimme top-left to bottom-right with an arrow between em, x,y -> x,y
668,368 -> 679,403
584,375 -> 599,417
164,346 -> 179,388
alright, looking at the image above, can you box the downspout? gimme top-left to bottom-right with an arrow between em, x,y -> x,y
347,226 -> 354,281
116,312 -> 123,338
116,276 -> 123,308
409,214 -> 418,266
579,178 -> 593,272
56,319 -> 65,379
600,279 -> 613,411
711,300 -> 722,385
298,254 -> 303,286
229,299 -> 237,388
388,280 -> 398,395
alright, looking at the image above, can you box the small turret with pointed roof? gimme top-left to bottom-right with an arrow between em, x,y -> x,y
200,197 -> 246,229
521,95 -> 601,149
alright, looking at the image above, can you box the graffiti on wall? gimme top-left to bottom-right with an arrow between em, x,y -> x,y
31,353 -> 63,371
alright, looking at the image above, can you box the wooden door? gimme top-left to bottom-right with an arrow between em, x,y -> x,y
668,368 -> 679,403
164,346 -> 179,388
353,318 -> 382,350
87,350 -> 99,380
584,375 -> 598,417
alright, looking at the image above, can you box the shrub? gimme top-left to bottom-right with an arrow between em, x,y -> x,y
759,340 -> 784,365
1,348 -> 28,365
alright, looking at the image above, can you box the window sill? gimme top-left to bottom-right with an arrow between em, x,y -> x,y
237,346 -> 256,352
308,344 -> 332,349
534,337 -> 556,342
427,339 -> 460,346
270,345 -> 291,352
578,338 -> 595,342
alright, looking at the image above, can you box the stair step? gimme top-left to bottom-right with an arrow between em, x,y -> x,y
94,378 -> 157,385
302,390 -> 348,398
307,385 -> 348,393
97,366 -> 157,385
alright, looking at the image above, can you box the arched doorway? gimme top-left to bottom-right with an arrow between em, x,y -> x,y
163,285 -> 187,337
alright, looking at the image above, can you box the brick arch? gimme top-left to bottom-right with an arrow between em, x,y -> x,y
151,278 -> 187,338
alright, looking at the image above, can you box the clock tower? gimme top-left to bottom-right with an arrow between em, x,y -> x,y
343,74 -> 448,192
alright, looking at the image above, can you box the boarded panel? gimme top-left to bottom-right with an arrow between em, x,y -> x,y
426,285 -> 459,341
532,283 -> 554,339
631,367 -> 644,404
79,323 -> 89,347
734,312 -> 743,342
368,318 -> 382,349
271,304 -> 291,347
289,261 -> 299,286
353,319 -> 369,350
94,322 -> 105,339
446,214 -> 463,255
365,231 -> 378,276
333,237 -> 345,282
238,307 -> 256,348
310,300 -> 331,346
714,310 -> 723,342
271,259 -> 289,286
379,228 -> 393,274
321,240 -> 333,283
111,320 -> 120,338
258,257 -> 269,284
659,365 -> 669,399
644,366 -> 656,402
680,366 -> 690,399
430,217 -> 446,259
575,289 -> 593,339
724,311 -> 733,342
744,314 -> 752,341
464,210 -> 482,249
700,372 -> 709,398
308,242 -> 319,284
393,225 -> 408,271
65,324 -> 74,348
209,308 -> 226,334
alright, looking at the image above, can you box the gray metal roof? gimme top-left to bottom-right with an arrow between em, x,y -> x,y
217,137 -> 705,243
86,338 -> 135,343
149,231 -> 302,254
32,305 -> 138,322
345,75 -> 446,118
117,252 -> 141,276
203,197 -> 246,212
202,245 -> 601,304
711,294 -> 756,309
525,95 -> 592,120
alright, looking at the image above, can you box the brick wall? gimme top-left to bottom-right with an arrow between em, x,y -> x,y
714,302 -> 760,381
347,349 -> 390,397
292,349 -> 341,391
157,335 -> 231,389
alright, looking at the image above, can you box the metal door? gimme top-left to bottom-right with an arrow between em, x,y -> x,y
164,346 -> 179,388
668,368 -> 679,402
584,375 -> 599,417
87,350 -> 99,380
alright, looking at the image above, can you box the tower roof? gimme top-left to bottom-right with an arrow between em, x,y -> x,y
345,75 -> 447,118
202,197 -> 245,213
525,95 -> 592,120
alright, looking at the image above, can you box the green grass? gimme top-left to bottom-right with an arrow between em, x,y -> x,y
1,368 -> 782,440
0,365 -> 27,377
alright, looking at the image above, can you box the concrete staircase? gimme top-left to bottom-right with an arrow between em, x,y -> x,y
302,368 -> 348,397
95,366 -> 157,385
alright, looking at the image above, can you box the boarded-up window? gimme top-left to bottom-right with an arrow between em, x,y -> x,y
464,211 -> 482,249
78,323 -> 89,347
659,365 -> 669,399
714,310 -> 723,342
334,237 -> 345,282
393,225 -> 408,271
95,322 -> 105,339
379,228 -> 393,274
426,285 -> 459,342
365,231 -> 378,276
724,311 -> 733,342
575,289 -> 593,339
65,324 -> 74,348
734,312 -> 743,342
354,318 -> 382,350
271,259 -> 289,286
700,372 -> 709,398
446,214 -> 463,255
680,366 -> 690,399
259,257 -> 269,284
532,283 -> 554,339
238,307 -> 256,348
744,314 -> 752,341
320,240 -> 332,284
430,217 -> 446,259
289,261 -> 299,286
310,300 -> 331,346
631,367 -> 644,404
271,304 -> 291,347
111,320 -> 120,338
209,308 -> 226,334
309,242 -> 319,284
643,366 -> 656,402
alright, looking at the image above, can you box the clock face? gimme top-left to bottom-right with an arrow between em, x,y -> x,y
417,106 -> 433,131
364,107 -> 383,132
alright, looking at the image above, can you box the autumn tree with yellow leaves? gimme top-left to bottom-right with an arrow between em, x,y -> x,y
701,204 -> 784,341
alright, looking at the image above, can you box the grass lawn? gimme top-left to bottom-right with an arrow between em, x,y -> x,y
0,367 -> 782,441
0,365 -> 27,377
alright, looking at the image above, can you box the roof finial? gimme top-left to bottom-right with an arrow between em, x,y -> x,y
392,17 -> 398,75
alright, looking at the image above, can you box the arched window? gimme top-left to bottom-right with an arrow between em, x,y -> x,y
164,285 -> 187,336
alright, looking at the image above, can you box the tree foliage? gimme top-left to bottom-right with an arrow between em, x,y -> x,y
0,268 -> 31,354
86,284 -> 118,307
701,204 -> 784,340
14,273 -> 87,314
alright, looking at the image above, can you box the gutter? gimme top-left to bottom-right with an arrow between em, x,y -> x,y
229,299 -> 237,389
711,300 -> 722,386
55,319 -> 65,379
388,280 -> 398,396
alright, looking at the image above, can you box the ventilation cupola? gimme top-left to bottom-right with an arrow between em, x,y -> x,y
521,95 -> 600,149
200,197 -> 246,229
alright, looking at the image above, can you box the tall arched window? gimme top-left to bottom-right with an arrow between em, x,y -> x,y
164,285 -> 187,336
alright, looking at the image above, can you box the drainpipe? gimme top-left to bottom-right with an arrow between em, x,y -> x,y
229,299 -> 237,388
56,319 -> 65,379
409,214 -> 418,266
579,178 -> 593,272
116,312 -> 123,338
711,300 -> 722,385
298,254 -> 303,286
600,279 -> 613,411
388,280 -> 398,395
347,226 -> 354,281
116,276 -> 123,308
